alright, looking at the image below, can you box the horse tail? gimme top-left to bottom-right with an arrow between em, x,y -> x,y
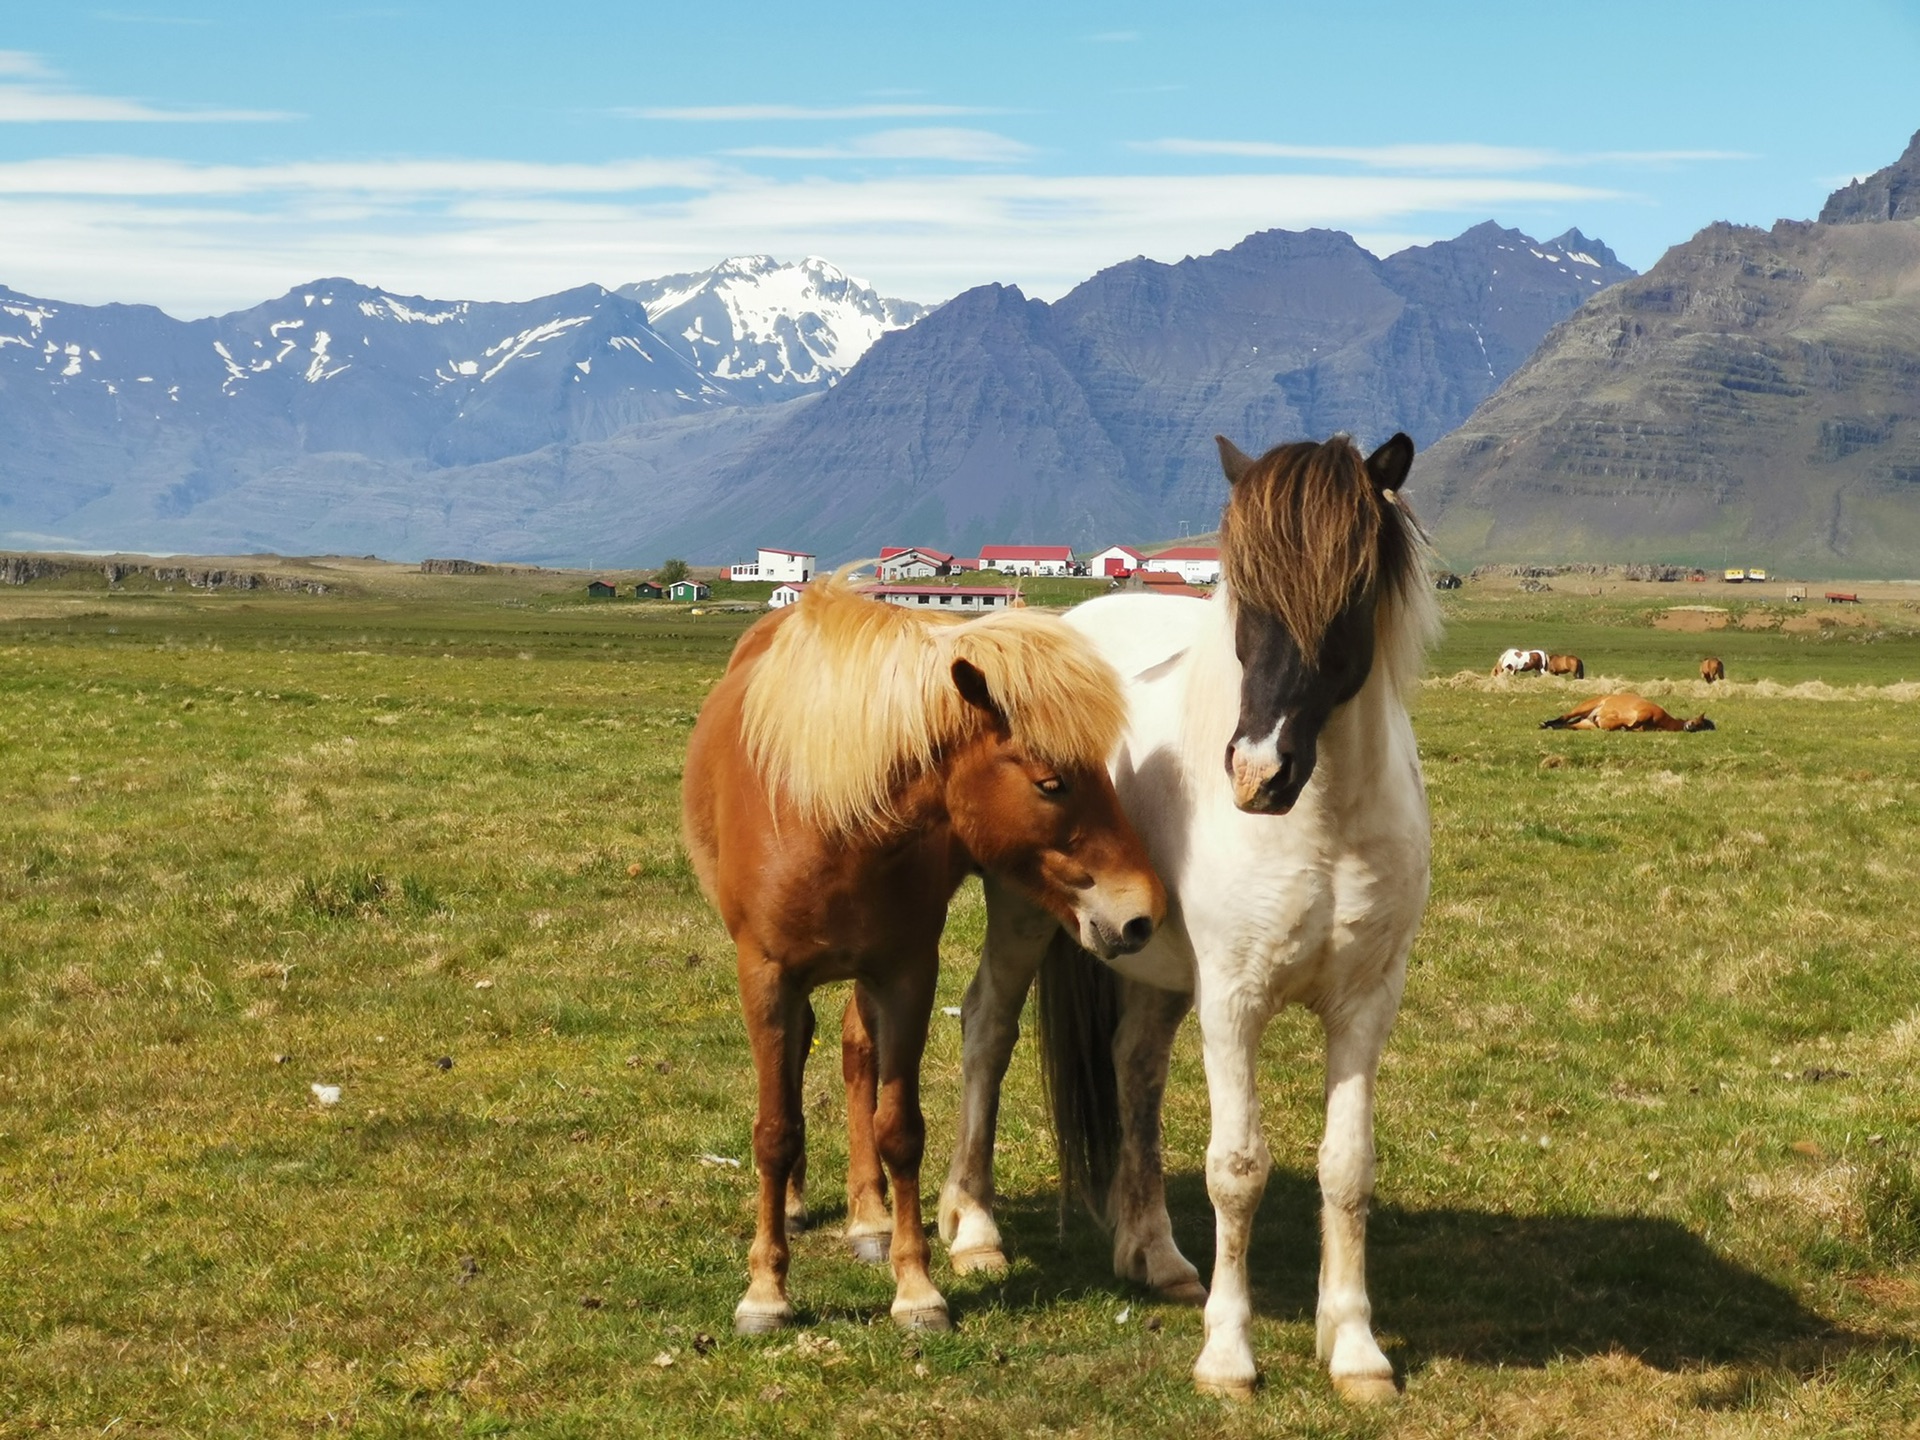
1035,926 -> 1122,1225
1575,659 -> 1585,679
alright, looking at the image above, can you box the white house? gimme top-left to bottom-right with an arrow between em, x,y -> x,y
1088,543 -> 1146,578
878,546 -> 955,581
1142,546 -> 1221,585
768,582 -> 807,608
978,544 -> 1074,577
730,546 -> 816,583
869,584 -> 1018,611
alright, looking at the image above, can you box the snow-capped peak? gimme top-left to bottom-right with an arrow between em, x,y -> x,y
617,255 -> 931,398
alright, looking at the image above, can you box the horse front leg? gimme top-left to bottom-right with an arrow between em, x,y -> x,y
938,875 -> 1051,1274
1315,991 -> 1401,1403
841,986 -> 893,1262
734,951 -> 813,1334
1192,978 -> 1272,1399
864,962 -> 949,1330
1111,977 -> 1205,1304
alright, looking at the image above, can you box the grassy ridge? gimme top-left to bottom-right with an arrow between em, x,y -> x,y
1,577 -> 1917,1437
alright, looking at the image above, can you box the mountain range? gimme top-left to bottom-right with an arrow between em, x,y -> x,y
1415,130 -> 1920,575
0,223 -> 1633,564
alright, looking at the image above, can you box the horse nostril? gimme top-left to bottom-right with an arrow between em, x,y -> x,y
1122,915 -> 1154,949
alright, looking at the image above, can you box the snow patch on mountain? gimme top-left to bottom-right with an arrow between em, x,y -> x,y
619,255 -> 930,398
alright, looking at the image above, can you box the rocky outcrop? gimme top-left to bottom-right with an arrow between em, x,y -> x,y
419,558 -> 496,575
1413,213 -> 1920,575
1819,130 -> 1920,224
0,554 -> 330,592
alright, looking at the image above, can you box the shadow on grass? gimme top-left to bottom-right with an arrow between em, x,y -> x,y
971,1167 -> 1896,1375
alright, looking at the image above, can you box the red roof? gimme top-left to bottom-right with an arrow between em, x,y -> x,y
1138,570 -> 1192,586
757,546 -> 816,558
881,546 -> 955,565
1094,544 -> 1146,559
979,544 -> 1073,561
1148,546 -> 1220,561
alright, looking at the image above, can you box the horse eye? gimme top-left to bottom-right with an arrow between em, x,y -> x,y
1035,776 -> 1066,796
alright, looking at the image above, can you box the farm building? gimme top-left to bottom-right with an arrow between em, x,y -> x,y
978,544 -> 1074,577
1088,543 -> 1146,577
634,580 -> 665,599
869,584 -> 1018,611
1124,570 -> 1209,599
729,546 -> 815,584
586,579 -> 619,598
878,547 -> 955,580
667,579 -> 711,602
769,582 -> 807,608
1142,546 -> 1221,585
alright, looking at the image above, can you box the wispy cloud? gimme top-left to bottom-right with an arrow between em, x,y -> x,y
0,158 -> 1620,316
1135,139 -> 1753,171
0,49 -> 292,122
615,103 -> 1002,122
727,128 -> 1033,164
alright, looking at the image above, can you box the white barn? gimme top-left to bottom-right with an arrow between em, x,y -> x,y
730,546 -> 816,584
768,582 -> 807,608
878,547 -> 955,581
1142,546 -> 1221,585
1088,544 -> 1146,578
978,544 -> 1074,577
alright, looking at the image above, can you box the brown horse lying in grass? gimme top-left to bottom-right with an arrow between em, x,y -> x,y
1545,653 -> 1584,678
1540,693 -> 1714,732
682,578 -> 1165,1335
1701,656 -> 1725,683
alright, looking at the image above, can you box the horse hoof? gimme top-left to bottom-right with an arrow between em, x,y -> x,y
1153,1277 -> 1208,1307
1194,1375 -> 1256,1402
892,1304 -> 951,1333
785,1209 -> 810,1234
1332,1374 -> 1401,1406
847,1232 -> 891,1264
733,1304 -> 794,1336
948,1246 -> 1007,1276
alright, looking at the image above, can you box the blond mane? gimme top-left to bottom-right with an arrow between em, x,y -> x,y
740,578 -> 1127,836
1219,436 -> 1438,696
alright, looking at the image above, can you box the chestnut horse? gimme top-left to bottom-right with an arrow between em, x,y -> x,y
1545,653 -> 1584,678
1540,693 -> 1714,731
682,579 -> 1164,1335
1701,656 -> 1725,683
937,434 -> 1438,1401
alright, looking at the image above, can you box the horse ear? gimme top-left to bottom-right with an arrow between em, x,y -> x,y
1365,433 -> 1414,494
951,658 -> 1008,729
1216,435 -> 1255,486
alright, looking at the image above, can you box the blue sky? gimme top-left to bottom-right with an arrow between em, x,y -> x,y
2,1 -> 1917,316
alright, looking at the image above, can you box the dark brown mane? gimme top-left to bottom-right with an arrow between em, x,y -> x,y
1218,435 -> 1421,654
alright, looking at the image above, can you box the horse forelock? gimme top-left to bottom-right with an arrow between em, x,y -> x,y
1220,436 -> 1436,692
740,578 -> 1124,836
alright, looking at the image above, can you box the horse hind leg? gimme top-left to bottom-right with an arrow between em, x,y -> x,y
939,875 -> 1052,1275
784,998 -> 816,1233
841,987 -> 892,1263
1314,995 -> 1401,1404
1110,977 -> 1204,1305
734,953 -> 812,1335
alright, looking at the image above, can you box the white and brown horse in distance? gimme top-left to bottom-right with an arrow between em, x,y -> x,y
1493,647 -> 1547,676
938,433 -> 1438,1401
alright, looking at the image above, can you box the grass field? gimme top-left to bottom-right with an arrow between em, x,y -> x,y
2,562 -> 1918,1437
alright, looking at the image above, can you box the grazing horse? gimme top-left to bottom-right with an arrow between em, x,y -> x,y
1493,646 -> 1547,676
1545,653 -> 1584,678
1540,693 -> 1714,732
1701,656 -> 1725,683
936,433 -> 1438,1401
682,579 -> 1164,1335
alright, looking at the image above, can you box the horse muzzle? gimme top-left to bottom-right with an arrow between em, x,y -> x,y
1227,737 -> 1310,815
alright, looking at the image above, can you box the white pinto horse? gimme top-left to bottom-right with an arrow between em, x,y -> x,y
1493,646 -> 1547,676
937,433 -> 1438,1402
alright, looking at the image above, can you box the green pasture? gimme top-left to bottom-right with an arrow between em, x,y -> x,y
1,572 -> 1917,1437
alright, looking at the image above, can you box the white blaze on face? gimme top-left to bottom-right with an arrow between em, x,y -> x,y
1230,716 -> 1287,805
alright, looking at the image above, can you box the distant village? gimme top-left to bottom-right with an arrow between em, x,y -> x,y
584,542 -> 1222,608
